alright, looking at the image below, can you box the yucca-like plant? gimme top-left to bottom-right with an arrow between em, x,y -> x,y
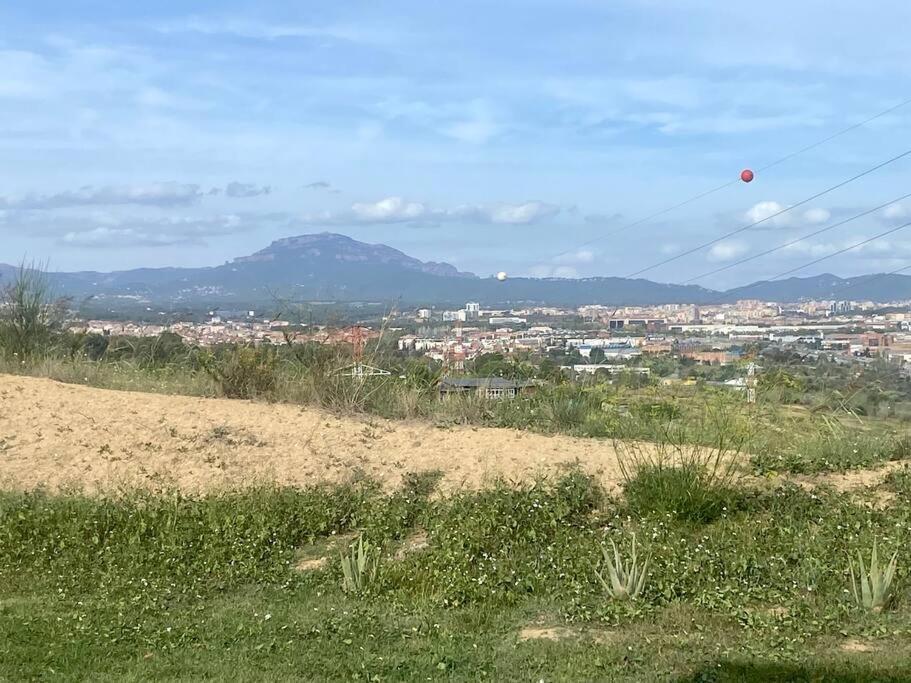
594,534 -> 650,601
849,541 -> 898,613
340,535 -> 379,594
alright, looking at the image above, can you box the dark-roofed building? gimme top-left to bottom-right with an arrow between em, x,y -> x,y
438,377 -> 538,400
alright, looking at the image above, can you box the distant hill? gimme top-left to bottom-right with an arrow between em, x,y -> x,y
721,273 -> 911,303
3,233 -> 911,308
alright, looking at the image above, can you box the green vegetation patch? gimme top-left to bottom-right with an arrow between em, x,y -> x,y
2,473 -> 911,680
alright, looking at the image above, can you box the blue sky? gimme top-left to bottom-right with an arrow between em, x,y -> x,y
3,0 -> 911,289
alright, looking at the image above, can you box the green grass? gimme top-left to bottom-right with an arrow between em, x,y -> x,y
2,474 -> 911,680
622,464 -> 743,524
752,427 -> 911,474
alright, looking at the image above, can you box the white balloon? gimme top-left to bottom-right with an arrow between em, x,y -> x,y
496,271 -> 508,281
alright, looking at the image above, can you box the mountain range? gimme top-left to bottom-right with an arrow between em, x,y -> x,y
3,232 -> 910,309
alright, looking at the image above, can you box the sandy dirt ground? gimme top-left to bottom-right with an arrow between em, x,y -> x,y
2,374 -> 901,497
0,374 -> 632,494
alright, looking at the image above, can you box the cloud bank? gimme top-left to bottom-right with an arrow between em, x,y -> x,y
0,183 -> 204,210
300,196 -> 561,226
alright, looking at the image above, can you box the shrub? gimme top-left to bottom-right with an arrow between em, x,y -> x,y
623,465 -> 738,524
631,400 -> 681,422
200,345 -> 277,399
616,405 -> 745,523
81,333 -> 109,361
545,394 -> 590,431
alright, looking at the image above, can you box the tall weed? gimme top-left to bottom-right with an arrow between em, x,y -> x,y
616,401 -> 746,523
200,345 -> 278,399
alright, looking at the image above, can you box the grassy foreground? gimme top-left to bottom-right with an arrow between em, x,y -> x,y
2,472 -> 911,681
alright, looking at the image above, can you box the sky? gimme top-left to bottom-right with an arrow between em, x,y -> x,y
3,0 -> 911,290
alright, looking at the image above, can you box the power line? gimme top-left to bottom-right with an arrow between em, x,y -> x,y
754,96 -> 911,174
547,178 -> 738,263
768,218 -> 911,281
541,96 -> 911,265
623,149 -> 911,279
684,191 -> 911,284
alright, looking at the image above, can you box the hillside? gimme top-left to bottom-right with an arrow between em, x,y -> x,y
4,233 -> 911,306
721,273 -> 911,303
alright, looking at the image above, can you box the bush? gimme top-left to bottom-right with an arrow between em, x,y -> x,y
200,345 -> 278,399
545,393 -> 590,431
616,404 -> 745,523
82,333 -> 109,361
623,463 -> 739,524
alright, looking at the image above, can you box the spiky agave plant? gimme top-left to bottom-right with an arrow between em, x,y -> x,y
594,533 -> 650,601
340,535 -> 379,594
849,541 -> 898,613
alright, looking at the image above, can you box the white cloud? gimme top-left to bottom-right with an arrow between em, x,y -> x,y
782,234 -> 911,260
803,207 -> 831,224
529,264 -> 578,278
528,247 -> 599,278
708,240 -> 749,262
743,201 -> 831,229
351,196 -> 426,222
744,201 -> 791,227
0,182 -> 203,210
883,203 -> 908,220
487,201 -> 560,224
2,211 -> 276,248
62,227 -> 180,247
300,197 -> 561,226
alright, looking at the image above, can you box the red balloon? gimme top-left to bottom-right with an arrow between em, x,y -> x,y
741,169 -> 754,183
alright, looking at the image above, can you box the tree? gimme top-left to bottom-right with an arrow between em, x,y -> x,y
472,353 -> 510,377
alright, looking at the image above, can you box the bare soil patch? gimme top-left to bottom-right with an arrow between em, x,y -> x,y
517,624 -> 614,644
788,461 -> 904,496
394,530 -> 430,559
0,374 -> 632,495
840,638 -> 877,653
517,626 -> 579,642
293,532 -> 358,572
294,556 -> 329,572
